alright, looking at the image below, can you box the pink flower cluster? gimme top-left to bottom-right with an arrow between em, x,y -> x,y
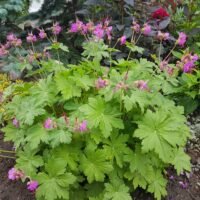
159,61 -> 174,76
95,77 -> 109,89
132,21 -> 140,33
114,81 -> 129,92
43,118 -> 55,130
7,33 -> 22,47
12,118 -> 20,128
0,33 -> 22,57
43,117 -> 88,133
8,168 -> 24,180
1,22 -> 60,53
131,21 -> 152,36
134,80 -> 149,91
78,120 -> 88,132
74,119 -> 88,133
157,31 -> 170,41
142,23 -> 152,36
52,22 -> 62,35
120,36 -> 126,45
69,18 -> 113,40
26,33 -> 37,43
27,180 -> 38,192
177,53 -> 199,73
177,32 -> 187,47
0,45 -> 8,57
8,168 -> 38,192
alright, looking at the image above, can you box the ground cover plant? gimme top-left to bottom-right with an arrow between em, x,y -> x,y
0,14 -> 200,200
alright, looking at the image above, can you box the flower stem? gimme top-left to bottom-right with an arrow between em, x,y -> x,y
0,155 -> 16,159
159,41 -> 162,62
164,43 -> 177,61
0,149 -> 15,154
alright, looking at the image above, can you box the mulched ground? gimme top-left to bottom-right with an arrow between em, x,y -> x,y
0,121 -> 200,200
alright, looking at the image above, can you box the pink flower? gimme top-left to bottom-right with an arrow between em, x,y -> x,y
38,29 -> 47,39
183,61 -> 194,73
157,31 -> 169,41
14,39 -> 22,47
103,18 -> 111,27
69,20 -> 84,33
27,180 -> 38,192
114,82 -> 129,92
93,24 -> 104,39
95,78 -> 109,89
134,80 -> 148,91
12,118 -> 19,128
177,32 -> 187,46
4,42 -> 11,49
69,23 -> 79,33
169,175 -> 174,180
79,120 -> 87,132
8,168 -> 24,180
167,67 -> 174,76
120,35 -> 126,45
179,53 -> 198,73
142,23 -> 151,35
191,54 -> 198,62
52,22 -> 62,35
26,33 -> 37,43
0,45 -> 8,57
7,33 -> 16,42
132,21 -> 140,33
160,60 -> 169,71
86,21 -> 94,32
43,118 -> 54,129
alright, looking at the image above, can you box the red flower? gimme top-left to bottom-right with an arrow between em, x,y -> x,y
152,7 -> 169,19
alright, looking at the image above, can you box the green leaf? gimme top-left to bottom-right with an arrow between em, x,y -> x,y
82,40 -> 109,61
46,42 -> 69,52
134,109 -> 190,161
73,72 -> 94,91
147,170 -> 167,200
36,159 -> 76,200
80,97 -> 124,138
104,182 -> 132,200
16,147 -> 43,176
49,129 -> 72,148
172,51 -> 183,59
123,90 -> 150,113
171,148 -> 191,175
55,70 -> 82,100
86,182 -> 105,199
124,147 -> 152,175
80,149 -> 113,183
25,124 -> 49,149
2,124 -> 25,149
51,144 -> 81,171
6,96 -> 45,125
126,42 -> 144,54
30,76 -> 58,106
103,132 -> 130,167
132,172 -> 148,189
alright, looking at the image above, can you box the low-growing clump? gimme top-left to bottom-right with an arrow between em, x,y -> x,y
0,18 -> 199,200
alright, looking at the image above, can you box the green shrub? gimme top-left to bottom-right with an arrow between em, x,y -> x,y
1,36 -> 194,200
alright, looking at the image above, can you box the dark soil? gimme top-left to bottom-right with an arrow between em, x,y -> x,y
0,129 -> 200,200
0,133 -> 35,200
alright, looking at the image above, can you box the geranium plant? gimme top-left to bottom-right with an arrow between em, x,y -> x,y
0,18 -> 199,200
